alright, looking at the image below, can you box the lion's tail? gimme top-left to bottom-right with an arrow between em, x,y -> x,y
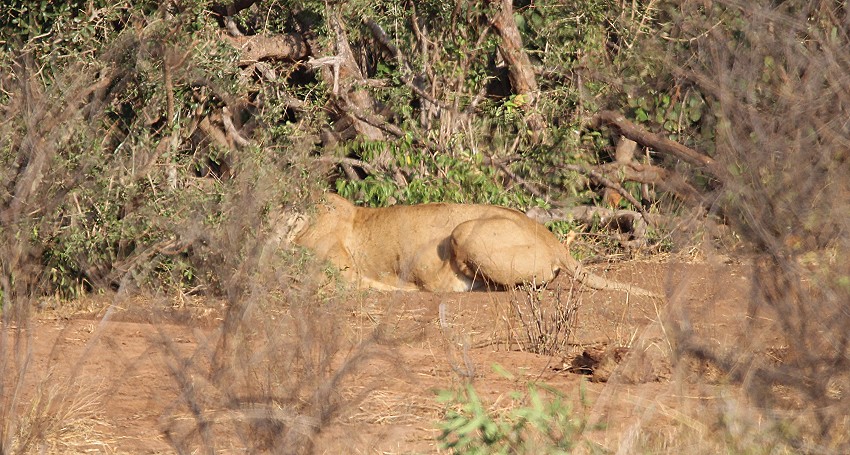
559,253 -> 659,298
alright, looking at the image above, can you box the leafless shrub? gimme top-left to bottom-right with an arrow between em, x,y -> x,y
4,6 -> 387,451
152,149 -> 401,453
157,259 -> 402,453
669,1 -> 850,451
509,283 -> 581,357
0,47 -> 136,453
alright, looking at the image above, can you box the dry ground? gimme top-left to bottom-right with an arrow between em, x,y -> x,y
8,256 -> 781,453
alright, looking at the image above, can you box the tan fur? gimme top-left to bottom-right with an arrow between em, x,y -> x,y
293,193 -> 657,296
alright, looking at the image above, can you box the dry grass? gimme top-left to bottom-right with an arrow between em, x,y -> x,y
347,388 -> 442,425
8,373 -> 114,454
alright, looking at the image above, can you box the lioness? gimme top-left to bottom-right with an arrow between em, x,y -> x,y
292,193 -> 656,296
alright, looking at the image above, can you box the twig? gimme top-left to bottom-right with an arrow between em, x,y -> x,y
484,155 -> 546,199
222,106 -> 250,148
362,16 -> 448,112
563,163 -> 655,225
316,156 -> 378,175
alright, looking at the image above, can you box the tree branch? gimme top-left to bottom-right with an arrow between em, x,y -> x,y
222,106 -> 250,148
362,16 -> 447,112
483,155 -> 546,199
596,161 -> 705,204
316,156 -> 378,175
224,34 -> 310,63
210,0 -> 261,20
525,205 -> 651,249
563,163 -> 654,224
592,110 -> 719,173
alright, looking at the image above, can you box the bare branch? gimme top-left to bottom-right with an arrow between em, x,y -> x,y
224,34 -> 310,64
197,116 -> 231,151
562,163 -> 654,224
482,155 -> 546,199
210,0 -> 261,20
222,107 -> 251,149
223,16 -> 243,37
362,16 -> 447,112
597,161 -> 705,204
525,205 -> 650,249
592,110 -> 719,172
317,155 -> 407,188
316,156 -> 378,175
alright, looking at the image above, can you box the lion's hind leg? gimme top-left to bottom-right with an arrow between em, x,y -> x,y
450,217 -> 561,289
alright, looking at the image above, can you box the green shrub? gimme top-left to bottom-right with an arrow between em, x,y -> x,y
437,368 -> 593,454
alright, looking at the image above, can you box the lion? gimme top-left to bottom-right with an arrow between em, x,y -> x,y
290,193 -> 657,296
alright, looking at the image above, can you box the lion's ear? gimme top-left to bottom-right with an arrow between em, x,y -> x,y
321,193 -> 355,214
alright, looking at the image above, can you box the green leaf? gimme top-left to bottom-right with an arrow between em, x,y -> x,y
491,363 -> 515,380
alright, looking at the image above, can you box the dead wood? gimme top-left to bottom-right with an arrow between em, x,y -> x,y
197,115 -> 232,150
596,161 -> 705,205
526,205 -> 650,249
555,130 -> 704,205
223,16 -> 243,37
318,154 -> 407,188
492,0 -> 538,100
592,110 -> 720,174
316,156 -> 378,175
614,136 -> 637,163
210,0 -> 262,21
337,101 -> 396,141
562,163 -> 653,223
601,137 -> 637,207
187,77 -> 242,113
224,34 -> 310,64
326,11 -> 366,89
316,11 -> 394,144
482,155 -> 547,199
222,106 -> 250,149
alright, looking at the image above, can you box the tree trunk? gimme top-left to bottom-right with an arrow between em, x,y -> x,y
492,0 -> 545,142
